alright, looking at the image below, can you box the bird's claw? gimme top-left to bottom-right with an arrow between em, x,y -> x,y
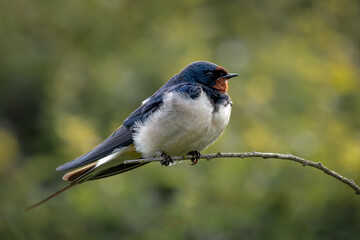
188,151 -> 201,165
160,152 -> 173,166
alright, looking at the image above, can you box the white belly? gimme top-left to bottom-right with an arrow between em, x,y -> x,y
133,91 -> 231,157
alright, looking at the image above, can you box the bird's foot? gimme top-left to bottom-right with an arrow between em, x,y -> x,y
188,151 -> 201,165
160,152 -> 173,166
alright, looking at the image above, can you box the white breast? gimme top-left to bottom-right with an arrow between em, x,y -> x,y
133,91 -> 231,157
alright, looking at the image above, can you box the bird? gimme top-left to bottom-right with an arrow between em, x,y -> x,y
27,61 -> 238,210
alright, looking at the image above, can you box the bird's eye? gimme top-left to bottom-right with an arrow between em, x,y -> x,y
206,71 -> 214,76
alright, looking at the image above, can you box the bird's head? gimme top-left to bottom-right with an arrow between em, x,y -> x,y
180,61 -> 239,92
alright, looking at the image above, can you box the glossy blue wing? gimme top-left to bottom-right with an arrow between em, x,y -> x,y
56,125 -> 133,171
123,94 -> 164,127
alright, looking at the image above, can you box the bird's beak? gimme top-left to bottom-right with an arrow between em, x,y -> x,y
219,73 -> 239,80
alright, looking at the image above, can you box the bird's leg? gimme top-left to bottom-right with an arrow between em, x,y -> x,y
160,152 -> 173,166
188,151 -> 201,165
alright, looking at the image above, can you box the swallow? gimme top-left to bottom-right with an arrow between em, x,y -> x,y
27,61 -> 238,210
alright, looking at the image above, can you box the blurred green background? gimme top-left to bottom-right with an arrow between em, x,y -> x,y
1,0 -> 360,239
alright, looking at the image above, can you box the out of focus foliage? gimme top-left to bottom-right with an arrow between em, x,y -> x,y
1,0 -> 360,239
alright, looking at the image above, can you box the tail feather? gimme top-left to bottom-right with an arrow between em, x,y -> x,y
62,163 -> 97,181
26,183 -> 76,211
27,146 -> 147,210
68,146 -> 144,184
89,162 -> 149,180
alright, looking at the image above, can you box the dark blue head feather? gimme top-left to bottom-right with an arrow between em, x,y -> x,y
180,61 -> 219,82
161,61 -> 228,90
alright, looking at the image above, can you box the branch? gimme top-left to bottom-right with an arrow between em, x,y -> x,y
124,151 -> 360,195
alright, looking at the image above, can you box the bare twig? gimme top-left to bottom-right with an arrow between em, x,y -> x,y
124,151 -> 360,195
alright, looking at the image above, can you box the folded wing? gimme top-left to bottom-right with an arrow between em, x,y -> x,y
56,91 -> 164,172
56,125 -> 133,171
